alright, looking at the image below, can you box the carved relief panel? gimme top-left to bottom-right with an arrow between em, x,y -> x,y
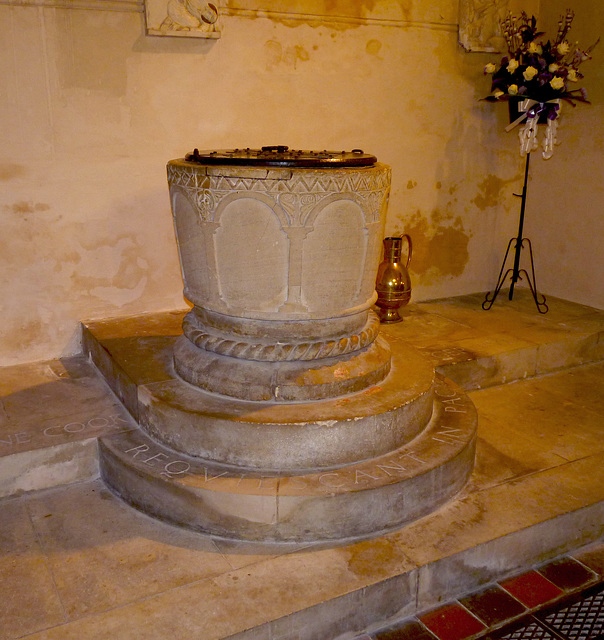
167,161 -> 391,320
144,0 -> 221,38
458,0 -> 540,52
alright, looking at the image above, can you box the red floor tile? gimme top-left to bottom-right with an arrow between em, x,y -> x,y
499,570 -> 563,609
419,603 -> 486,640
459,584 -> 527,626
538,557 -> 597,592
572,544 -> 604,579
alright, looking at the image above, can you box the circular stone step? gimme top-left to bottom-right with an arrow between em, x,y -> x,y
138,339 -> 435,472
99,374 -> 476,545
172,332 -> 392,402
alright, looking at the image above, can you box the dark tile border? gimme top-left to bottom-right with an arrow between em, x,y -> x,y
357,546 -> 604,640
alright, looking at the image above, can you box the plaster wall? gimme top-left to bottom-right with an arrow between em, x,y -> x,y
0,0 -> 602,365
525,0 -> 604,309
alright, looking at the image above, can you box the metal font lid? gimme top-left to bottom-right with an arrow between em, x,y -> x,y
184,146 -> 377,168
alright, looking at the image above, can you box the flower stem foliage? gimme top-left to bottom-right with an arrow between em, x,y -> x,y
483,10 -> 599,114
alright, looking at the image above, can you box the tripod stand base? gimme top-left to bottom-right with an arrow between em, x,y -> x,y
482,237 -> 548,314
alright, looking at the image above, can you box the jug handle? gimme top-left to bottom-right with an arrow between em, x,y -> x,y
400,234 -> 412,267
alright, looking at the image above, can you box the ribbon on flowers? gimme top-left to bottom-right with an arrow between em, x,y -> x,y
505,99 -> 561,132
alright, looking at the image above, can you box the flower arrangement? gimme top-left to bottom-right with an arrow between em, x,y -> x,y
484,11 -> 597,110
483,11 -> 598,159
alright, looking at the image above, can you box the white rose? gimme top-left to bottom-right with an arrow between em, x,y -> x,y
493,89 -> 504,99
485,62 -> 497,74
548,63 -> 560,73
523,66 -> 538,81
567,69 -> 578,82
508,85 -> 519,95
507,59 -> 519,73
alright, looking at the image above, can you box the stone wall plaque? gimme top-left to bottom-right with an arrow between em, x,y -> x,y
144,0 -> 221,38
458,0 -> 540,52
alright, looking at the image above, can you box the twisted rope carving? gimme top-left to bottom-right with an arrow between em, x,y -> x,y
183,312 -> 381,362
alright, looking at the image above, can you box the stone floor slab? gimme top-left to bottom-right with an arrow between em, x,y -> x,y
0,500 -> 66,640
386,290 -> 604,390
0,439 -> 99,498
465,413 -> 567,493
0,356 -> 136,458
0,293 -> 602,639
468,371 -> 604,463
25,480 -> 234,619
0,361 -> 60,396
0,356 -> 136,497
4,449 -> 602,639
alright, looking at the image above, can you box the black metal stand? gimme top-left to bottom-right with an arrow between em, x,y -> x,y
482,152 -> 548,313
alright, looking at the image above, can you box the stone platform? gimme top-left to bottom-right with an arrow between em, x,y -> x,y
1,290 -> 603,639
105,336 -> 437,472
98,374 -> 475,543
82,312 -> 477,544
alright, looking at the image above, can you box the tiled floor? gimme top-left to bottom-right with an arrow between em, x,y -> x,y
357,549 -> 604,640
0,290 -> 603,639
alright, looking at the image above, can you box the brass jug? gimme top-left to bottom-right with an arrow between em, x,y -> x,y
375,234 -> 412,323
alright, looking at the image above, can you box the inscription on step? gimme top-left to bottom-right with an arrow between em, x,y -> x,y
432,427 -> 465,445
0,413 -> 133,452
116,381 -> 475,495
434,386 -> 468,413
313,452 -> 427,489
124,443 -> 282,487
124,444 -> 192,479
121,440 -> 433,493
